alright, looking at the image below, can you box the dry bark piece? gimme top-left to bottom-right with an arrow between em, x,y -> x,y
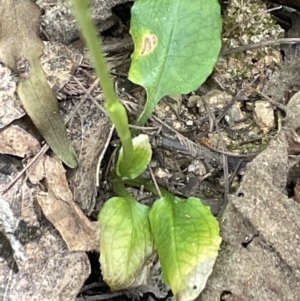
37,156 -> 100,251
0,125 -> 41,157
0,64 -> 25,129
64,94 -> 114,214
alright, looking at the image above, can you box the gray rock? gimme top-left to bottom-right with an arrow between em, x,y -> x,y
197,93 -> 300,300
36,0 -> 133,44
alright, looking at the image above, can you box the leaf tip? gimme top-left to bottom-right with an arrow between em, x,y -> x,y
176,256 -> 219,301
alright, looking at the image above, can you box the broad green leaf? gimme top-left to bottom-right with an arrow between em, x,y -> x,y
149,196 -> 221,301
98,197 -> 154,290
0,0 -> 78,168
129,0 -> 222,125
117,134 -> 152,179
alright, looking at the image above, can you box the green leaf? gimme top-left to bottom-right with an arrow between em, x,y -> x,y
149,196 -> 221,301
18,64 -> 78,168
117,134 -> 152,179
129,0 -> 222,125
98,197 -> 154,290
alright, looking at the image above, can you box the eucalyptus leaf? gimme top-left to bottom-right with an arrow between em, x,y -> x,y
149,196 -> 221,301
117,134 -> 152,179
129,0 -> 222,125
0,0 -> 78,168
98,197 -> 154,290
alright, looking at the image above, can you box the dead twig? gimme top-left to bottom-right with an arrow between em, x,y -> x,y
257,91 -> 287,112
202,98 -> 229,199
0,144 -> 49,194
76,291 -> 124,301
221,38 -> 300,56
149,166 -> 162,198
151,115 -> 221,170
216,74 -> 260,125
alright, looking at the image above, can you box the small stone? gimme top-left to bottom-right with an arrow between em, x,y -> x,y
226,103 -> 244,123
172,121 -> 182,130
187,95 -> 202,108
150,160 -> 158,168
253,100 -> 275,133
154,168 -> 172,179
190,160 -> 207,176
203,90 -> 232,109
188,164 -> 196,172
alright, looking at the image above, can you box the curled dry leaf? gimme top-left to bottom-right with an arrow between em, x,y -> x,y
0,125 -> 40,157
37,156 -> 100,251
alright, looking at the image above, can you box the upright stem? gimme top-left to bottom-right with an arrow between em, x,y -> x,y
71,0 -> 133,167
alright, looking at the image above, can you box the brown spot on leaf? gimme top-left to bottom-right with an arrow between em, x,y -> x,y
141,34 -> 158,55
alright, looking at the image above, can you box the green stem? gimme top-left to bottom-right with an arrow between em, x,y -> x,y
124,177 -> 173,199
136,92 -> 158,126
112,171 -> 137,204
71,0 -> 133,167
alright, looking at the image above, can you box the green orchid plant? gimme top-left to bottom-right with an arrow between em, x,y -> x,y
71,0 -> 222,299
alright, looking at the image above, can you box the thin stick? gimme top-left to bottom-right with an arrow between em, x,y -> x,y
1,144 -> 49,194
224,5 -> 282,37
221,38 -> 300,56
149,166 -> 162,198
216,74 -> 260,124
67,77 -> 102,122
202,99 -> 229,199
257,91 -> 287,112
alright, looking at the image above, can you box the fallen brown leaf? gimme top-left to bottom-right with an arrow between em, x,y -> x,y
0,125 -> 40,157
37,156 -> 100,251
27,155 -> 45,185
